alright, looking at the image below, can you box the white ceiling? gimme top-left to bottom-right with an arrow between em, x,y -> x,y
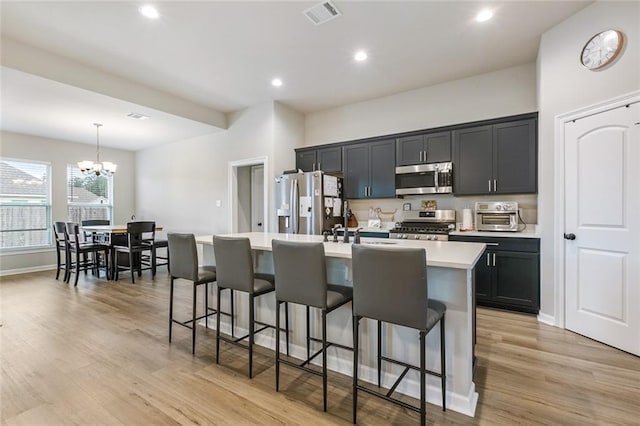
0,1 -> 591,150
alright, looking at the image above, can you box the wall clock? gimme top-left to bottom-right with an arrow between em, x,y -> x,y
580,29 -> 624,70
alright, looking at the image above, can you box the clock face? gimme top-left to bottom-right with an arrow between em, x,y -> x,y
581,30 -> 624,70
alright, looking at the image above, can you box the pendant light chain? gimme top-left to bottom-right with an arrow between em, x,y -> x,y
95,123 -> 102,164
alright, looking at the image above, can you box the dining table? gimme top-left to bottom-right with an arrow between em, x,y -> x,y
81,224 -> 164,279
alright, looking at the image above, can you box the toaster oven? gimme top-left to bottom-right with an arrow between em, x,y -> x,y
475,202 -> 518,232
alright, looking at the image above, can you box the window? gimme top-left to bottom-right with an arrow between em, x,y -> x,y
67,165 -> 113,224
0,159 -> 51,250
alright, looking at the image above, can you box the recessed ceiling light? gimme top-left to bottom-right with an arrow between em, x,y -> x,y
139,4 -> 159,19
271,78 -> 283,87
475,9 -> 493,22
354,51 -> 368,62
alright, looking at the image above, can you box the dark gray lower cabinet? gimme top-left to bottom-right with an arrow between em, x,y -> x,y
450,235 -> 540,314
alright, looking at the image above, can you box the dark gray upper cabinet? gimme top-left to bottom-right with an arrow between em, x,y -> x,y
343,139 -> 395,199
295,146 -> 342,173
453,118 -> 537,195
452,126 -> 493,194
396,131 -> 451,166
494,120 -> 537,194
296,149 -> 317,172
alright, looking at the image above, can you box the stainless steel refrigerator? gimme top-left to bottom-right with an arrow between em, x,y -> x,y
275,171 -> 344,234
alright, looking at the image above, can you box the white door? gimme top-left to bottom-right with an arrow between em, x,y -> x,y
251,165 -> 264,232
565,102 -> 640,355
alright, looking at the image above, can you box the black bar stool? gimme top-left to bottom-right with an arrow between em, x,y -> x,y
167,233 -> 219,355
351,245 -> 446,425
213,235 -> 286,378
272,239 -> 352,412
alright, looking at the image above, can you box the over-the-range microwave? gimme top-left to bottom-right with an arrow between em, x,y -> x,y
395,161 -> 453,196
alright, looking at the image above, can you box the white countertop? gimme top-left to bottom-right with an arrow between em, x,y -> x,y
196,232 -> 485,270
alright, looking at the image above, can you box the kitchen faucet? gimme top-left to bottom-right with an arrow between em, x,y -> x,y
353,228 -> 363,244
332,223 -> 342,243
343,200 -> 350,243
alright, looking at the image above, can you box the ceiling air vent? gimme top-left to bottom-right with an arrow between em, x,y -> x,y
303,1 -> 341,26
127,112 -> 149,120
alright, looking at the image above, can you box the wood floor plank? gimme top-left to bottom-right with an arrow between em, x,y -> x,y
1,271 -> 639,425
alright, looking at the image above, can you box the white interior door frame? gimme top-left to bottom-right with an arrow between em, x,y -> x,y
228,156 -> 269,233
553,90 -> 640,329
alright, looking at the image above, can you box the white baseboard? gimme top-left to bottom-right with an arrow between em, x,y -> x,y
537,312 -> 556,327
202,318 -> 477,417
0,264 -> 56,277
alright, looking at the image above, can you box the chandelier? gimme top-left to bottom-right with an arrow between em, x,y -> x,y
77,123 -> 117,176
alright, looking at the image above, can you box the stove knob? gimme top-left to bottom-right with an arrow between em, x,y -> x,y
414,235 -> 420,240
404,235 -> 409,239
432,235 -> 439,241
497,204 -> 503,211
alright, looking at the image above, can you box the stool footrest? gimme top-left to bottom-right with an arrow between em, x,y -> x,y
225,322 -> 273,344
171,309 -> 231,330
356,384 -> 420,414
278,357 -> 324,378
381,355 -> 443,379
308,336 -> 353,352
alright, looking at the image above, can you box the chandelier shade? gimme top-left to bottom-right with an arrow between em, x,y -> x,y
78,123 -> 117,176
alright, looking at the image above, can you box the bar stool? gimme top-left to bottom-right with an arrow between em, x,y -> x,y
167,233 -> 218,355
351,245 -> 446,425
272,239 -> 353,412
213,235 -> 284,378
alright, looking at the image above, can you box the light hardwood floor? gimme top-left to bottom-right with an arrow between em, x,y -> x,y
1,271 -> 639,425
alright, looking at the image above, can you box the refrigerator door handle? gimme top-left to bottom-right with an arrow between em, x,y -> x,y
291,178 -> 299,233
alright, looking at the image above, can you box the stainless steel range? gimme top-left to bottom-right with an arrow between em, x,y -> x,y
389,209 -> 456,241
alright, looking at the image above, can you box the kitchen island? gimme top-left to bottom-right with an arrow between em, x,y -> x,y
196,232 -> 485,417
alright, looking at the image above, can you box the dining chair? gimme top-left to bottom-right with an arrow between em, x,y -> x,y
81,219 -> 110,274
64,222 -> 110,286
113,221 -> 155,283
53,222 -> 70,281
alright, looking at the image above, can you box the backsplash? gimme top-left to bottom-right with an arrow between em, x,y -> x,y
347,194 -> 538,228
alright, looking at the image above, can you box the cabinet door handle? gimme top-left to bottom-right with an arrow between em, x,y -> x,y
486,253 -> 491,266
488,180 -> 492,192
318,162 -> 321,171
423,151 -> 427,163
492,253 -> 496,266
419,151 -> 423,162
493,179 -> 497,192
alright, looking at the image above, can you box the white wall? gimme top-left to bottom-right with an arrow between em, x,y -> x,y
305,63 -> 537,145
537,1 -> 640,322
135,101 -> 303,237
0,130 -> 135,273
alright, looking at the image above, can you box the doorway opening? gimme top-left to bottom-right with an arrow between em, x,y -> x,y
228,157 -> 268,233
